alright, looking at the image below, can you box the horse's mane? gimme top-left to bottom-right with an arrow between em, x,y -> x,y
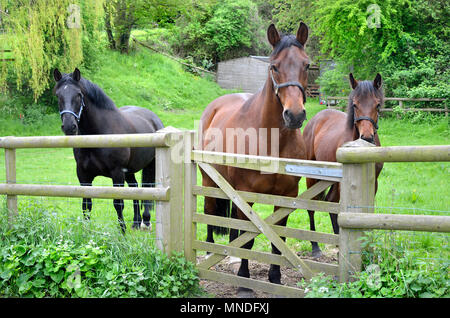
55,73 -> 117,110
347,80 -> 384,129
270,34 -> 304,57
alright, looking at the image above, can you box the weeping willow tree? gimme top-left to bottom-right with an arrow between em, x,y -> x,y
0,0 -> 104,101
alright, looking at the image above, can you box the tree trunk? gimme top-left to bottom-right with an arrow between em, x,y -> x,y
117,28 -> 131,54
103,3 -> 116,50
114,1 -> 134,54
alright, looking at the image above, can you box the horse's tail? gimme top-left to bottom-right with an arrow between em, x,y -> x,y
211,198 -> 230,235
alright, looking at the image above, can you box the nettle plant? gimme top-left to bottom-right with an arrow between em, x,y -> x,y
0,206 -> 202,298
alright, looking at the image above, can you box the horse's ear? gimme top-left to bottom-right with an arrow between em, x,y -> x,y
72,68 -> 81,82
53,68 -> 62,82
349,73 -> 358,89
373,73 -> 382,89
296,22 -> 308,46
267,24 -> 281,48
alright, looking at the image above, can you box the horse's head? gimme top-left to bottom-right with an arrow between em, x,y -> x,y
348,73 -> 383,144
53,68 -> 85,135
268,22 -> 310,129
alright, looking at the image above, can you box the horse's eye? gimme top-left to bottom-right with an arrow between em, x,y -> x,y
271,65 -> 279,73
376,104 -> 381,110
305,64 -> 310,70
353,104 -> 357,108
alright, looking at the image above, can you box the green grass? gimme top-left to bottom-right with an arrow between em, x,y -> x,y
0,47 -> 449,263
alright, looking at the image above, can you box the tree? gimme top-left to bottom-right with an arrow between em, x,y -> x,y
269,0 -> 320,61
310,0 -> 449,102
0,0 -> 104,100
103,0 -> 182,54
173,0 -> 269,66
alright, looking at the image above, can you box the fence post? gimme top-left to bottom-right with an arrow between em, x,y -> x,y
183,130 -> 197,264
155,128 -> 184,256
338,139 -> 376,283
5,148 -> 18,224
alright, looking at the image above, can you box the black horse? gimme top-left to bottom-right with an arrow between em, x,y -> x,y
53,68 -> 164,232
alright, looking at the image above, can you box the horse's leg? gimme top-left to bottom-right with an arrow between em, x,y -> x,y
125,173 -> 141,229
77,166 -> 94,221
268,207 -> 287,285
235,203 -> 254,295
306,178 -> 323,258
112,169 -> 126,233
326,183 -> 340,235
229,203 -> 239,242
204,196 -> 217,244
141,159 -> 155,229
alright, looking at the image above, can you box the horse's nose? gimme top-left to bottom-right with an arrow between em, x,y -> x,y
361,134 -> 375,144
61,123 -> 77,135
283,109 -> 306,128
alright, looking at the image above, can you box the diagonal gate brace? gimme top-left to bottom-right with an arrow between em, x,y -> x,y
198,162 -> 314,280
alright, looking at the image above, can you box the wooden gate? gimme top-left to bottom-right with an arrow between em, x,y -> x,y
183,131 -> 343,297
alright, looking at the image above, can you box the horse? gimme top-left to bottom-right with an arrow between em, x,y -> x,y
199,22 -> 310,291
53,68 -> 164,233
303,73 -> 384,257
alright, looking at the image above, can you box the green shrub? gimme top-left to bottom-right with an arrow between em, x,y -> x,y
172,0 -> 270,66
0,206 -> 203,298
299,232 -> 449,298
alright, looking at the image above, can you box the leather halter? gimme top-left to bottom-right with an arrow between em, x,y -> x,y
353,106 -> 379,133
269,65 -> 306,105
59,94 -> 86,123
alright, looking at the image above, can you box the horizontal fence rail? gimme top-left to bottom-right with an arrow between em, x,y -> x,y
192,184 -> 340,214
336,145 -> 450,163
192,150 -> 343,182
327,96 -> 446,102
326,96 -> 448,117
0,133 -> 173,149
338,212 -> 450,233
0,183 -> 169,201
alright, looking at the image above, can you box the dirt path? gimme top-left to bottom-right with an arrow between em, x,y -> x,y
198,248 -> 338,298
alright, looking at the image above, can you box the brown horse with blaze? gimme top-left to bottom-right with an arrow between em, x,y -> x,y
303,73 -> 384,257
199,22 -> 310,291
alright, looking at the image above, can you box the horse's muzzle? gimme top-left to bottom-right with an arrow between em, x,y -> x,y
61,113 -> 79,135
283,109 -> 306,129
61,123 -> 78,135
361,134 -> 375,144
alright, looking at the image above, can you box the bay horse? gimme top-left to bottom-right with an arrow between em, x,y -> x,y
53,68 -> 164,233
199,22 -> 310,291
303,73 -> 384,257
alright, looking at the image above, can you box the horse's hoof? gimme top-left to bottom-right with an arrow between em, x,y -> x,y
311,249 -> 323,259
140,221 -> 152,231
237,287 -> 254,298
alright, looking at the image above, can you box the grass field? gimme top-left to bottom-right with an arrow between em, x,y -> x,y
0,48 -> 448,262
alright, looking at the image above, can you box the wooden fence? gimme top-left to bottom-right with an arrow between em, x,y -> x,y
1,129 -> 450,297
326,96 -> 448,116
0,128 -> 185,254
184,134 -> 450,295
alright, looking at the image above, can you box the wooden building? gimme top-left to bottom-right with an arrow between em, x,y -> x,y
216,56 -> 320,97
